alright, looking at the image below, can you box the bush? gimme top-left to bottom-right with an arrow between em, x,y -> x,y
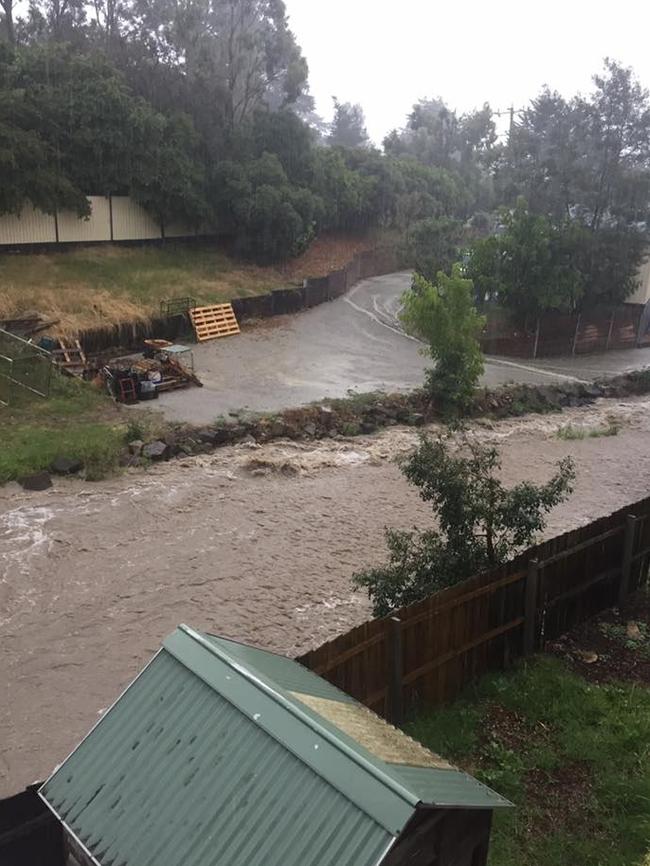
401,266 -> 485,415
354,433 -> 575,616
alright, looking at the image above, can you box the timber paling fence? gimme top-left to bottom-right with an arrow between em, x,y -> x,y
298,496 -> 650,724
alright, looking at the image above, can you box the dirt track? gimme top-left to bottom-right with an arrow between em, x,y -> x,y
2,397 -> 650,794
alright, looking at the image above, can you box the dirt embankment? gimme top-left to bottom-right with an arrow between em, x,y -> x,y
2,396 -> 650,794
0,233 -> 383,334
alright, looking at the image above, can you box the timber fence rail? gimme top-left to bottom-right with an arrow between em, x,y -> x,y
297,495 -> 650,724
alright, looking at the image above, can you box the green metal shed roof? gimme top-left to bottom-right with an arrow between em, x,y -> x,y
40,625 -> 508,866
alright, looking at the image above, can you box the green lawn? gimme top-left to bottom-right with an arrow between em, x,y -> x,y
409,656 -> 650,866
0,372 -> 161,482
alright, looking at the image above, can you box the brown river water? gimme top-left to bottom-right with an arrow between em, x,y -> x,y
2,397 -> 650,794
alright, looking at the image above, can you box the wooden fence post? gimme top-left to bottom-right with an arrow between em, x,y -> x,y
532,318 -> 540,359
387,616 -> 403,726
606,310 -> 616,351
618,514 -> 638,607
524,559 -> 539,655
571,314 -> 581,355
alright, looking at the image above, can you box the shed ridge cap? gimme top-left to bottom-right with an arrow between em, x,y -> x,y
175,624 -> 419,809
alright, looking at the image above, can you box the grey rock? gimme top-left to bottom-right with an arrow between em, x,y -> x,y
120,453 -> 143,468
269,420 -> 287,437
50,456 -> 84,475
197,428 -> 220,445
19,471 -> 52,491
142,440 -> 170,461
303,422 -> 317,437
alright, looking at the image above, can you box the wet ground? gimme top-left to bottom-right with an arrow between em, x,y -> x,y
151,271 -> 650,423
3,396 -> 650,793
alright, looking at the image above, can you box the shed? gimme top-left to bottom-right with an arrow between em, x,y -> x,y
39,625 -> 510,866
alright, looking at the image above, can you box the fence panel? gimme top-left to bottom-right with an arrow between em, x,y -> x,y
0,204 -> 56,245
299,616 -> 389,714
0,328 -> 52,403
298,494 -> 650,720
482,305 -> 646,358
57,196 -> 111,243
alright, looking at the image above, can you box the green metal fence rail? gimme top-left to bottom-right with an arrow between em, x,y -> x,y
0,328 -> 53,406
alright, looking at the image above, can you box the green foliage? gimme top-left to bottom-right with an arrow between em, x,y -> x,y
409,656 -> 650,866
328,98 -> 369,149
0,421 -> 125,482
401,267 -> 485,414
497,60 -> 650,305
598,621 -> 650,657
0,371 -> 141,482
353,434 -> 574,616
211,152 -> 321,263
467,200 -> 586,315
408,216 -> 464,282
3,4 -> 650,289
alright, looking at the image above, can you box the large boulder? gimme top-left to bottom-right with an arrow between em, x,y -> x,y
19,471 -> 52,491
50,456 -> 84,475
142,440 -> 170,461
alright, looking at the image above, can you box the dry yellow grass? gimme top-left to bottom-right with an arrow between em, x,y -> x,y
0,234 -> 383,334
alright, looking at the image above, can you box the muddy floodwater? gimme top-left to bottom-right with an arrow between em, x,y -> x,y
2,397 -> 650,794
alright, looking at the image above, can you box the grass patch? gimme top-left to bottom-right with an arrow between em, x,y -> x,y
556,420 -> 620,440
408,656 -> 650,866
0,421 -> 126,482
0,370 -> 162,482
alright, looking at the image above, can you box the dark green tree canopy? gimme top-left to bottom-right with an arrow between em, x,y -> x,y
328,97 -> 369,149
0,0 -> 649,288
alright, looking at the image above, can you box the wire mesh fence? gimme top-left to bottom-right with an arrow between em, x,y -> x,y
0,328 -> 53,406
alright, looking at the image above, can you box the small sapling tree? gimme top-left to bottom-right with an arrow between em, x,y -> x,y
401,266 -> 485,416
354,434 -> 575,616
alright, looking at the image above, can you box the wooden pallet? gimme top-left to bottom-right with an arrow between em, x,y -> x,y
189,303 -> 240,342
53,338 -> 87,376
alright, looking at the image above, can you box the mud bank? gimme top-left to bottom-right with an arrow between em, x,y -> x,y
2,396 -> 650,794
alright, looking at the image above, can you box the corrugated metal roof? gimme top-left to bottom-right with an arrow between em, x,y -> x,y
390,765 -> 510,810
202,630 -> 509,810
41,650 -> 394,866
40,625 -> 508,866
203,634 -> 357,703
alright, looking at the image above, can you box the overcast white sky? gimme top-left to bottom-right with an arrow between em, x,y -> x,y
284,0 -> 650,144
